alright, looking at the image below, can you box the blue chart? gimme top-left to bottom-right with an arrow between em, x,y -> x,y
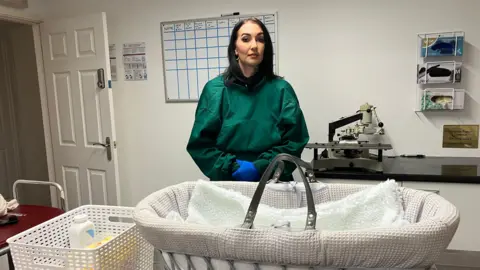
161,13 -> 278,102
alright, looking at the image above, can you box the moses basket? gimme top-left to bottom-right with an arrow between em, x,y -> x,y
133,154 -> 459,270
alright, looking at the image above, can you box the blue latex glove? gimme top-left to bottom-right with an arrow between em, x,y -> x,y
232,160 -> 260,181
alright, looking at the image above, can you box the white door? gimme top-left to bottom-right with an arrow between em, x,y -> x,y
41,12 -> 120,210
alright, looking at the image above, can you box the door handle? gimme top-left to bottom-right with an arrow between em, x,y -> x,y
93,136 -> 112,161
97,68 -> 105,89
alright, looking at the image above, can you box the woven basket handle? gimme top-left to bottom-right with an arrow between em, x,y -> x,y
241,153 -> 318,230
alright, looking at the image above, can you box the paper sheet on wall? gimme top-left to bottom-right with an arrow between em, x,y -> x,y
123,42 -> 148,81
109,44 -> 117,81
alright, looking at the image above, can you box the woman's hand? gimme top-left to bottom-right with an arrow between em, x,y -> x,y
232,160 -> 260,181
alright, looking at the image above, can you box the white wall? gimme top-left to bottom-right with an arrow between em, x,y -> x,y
37,0 -> 480,206
0,0 -> 47,23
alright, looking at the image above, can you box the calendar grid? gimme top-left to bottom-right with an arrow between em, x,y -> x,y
174,25 -> 180,99
193,25 -> 199,97
183,28 -> 190,98
162,13 -> 278,102
217,24 -> 220,75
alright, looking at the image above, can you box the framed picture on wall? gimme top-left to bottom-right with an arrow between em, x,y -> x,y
0,0 -> 28,9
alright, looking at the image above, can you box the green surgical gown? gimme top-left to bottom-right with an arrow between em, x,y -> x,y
186,75 -> 310,181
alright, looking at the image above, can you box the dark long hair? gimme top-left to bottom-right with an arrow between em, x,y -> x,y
223,18 -> 278,81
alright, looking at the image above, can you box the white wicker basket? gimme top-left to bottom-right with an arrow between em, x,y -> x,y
7,205 -> 154,269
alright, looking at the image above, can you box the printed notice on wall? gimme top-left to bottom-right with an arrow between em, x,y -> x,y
123,42 -> 148,81
109,44 -> 117,81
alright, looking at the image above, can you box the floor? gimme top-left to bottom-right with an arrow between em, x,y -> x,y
0,256 -> 8,268
435,250 -> 480,270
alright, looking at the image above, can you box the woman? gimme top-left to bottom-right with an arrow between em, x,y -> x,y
186,18 -> 309,181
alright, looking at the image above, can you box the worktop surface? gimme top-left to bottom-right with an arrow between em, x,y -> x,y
313,156 -> 480,184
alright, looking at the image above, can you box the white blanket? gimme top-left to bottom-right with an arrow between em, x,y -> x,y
166,179 -> 409,231
0,194 -> 18,217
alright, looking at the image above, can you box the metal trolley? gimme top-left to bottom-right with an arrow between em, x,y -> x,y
0,180 -> 65,269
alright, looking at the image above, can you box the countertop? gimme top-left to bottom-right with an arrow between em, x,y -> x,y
313,156 -> 480,184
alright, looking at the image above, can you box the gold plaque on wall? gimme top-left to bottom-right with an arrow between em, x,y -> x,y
443,125 -> 479,148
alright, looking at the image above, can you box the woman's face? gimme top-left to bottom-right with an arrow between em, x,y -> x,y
235,21 -> 265,68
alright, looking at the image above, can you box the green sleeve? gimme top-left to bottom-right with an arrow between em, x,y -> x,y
253,83 -> 310,179
186,84 -> 237,180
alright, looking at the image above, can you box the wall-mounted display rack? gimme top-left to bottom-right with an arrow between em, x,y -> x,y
416,31 -> 465,112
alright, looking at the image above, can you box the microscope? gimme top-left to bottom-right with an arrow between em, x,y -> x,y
306,103 -> 393,172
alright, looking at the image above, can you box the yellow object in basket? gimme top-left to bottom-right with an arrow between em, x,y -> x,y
86,236 -> 113,249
